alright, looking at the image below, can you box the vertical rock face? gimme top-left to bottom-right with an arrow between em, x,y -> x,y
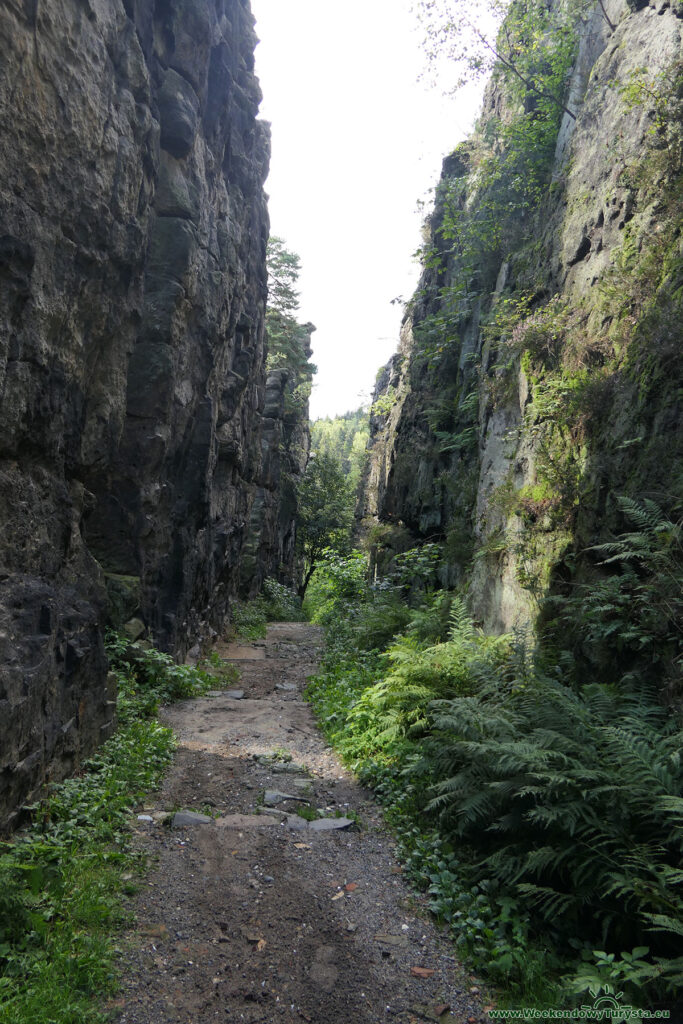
239,327 -> 314,594
363,0 -> 682,633
0,0 -> 272,828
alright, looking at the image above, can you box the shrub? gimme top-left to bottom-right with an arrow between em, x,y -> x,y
261,578 -> 303,621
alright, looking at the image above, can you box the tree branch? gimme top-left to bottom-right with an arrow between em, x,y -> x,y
473,18 -> 576,120
596,0 -> 616,33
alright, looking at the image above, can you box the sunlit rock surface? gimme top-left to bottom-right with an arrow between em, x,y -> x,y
362,0 -> 682,633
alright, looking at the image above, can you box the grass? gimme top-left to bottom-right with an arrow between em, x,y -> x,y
0,634 -> 215,1024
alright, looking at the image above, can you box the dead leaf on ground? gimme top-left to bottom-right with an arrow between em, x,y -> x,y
294,843 -> 311,850
344,882 -> 358,892
410,966 -> 435,978
331,891 -> 344,901
256,939 -> 267,952
139,924 -> 169,940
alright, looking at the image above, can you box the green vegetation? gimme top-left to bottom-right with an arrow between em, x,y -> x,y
371,385 -> 399,418
296,452 -> 355,597
310,407 -> 369,493
265,236 -> 316,415
304,515 -> 683,1007
298,4 -> 683,1014
303,406 -> 370,596
417,0 -> 614,96
0,635 -> 225,1024
230,578 -> 304,639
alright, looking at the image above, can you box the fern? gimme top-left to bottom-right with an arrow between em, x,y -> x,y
415,671 -> 683,992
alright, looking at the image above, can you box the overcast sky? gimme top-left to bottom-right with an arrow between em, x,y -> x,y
250,0 -> 484,420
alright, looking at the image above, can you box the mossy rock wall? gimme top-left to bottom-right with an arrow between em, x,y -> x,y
362,0 -> 682,634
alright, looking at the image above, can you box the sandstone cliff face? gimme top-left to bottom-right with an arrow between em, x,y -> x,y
363,0 -> 682,632
0,0 -> 275,828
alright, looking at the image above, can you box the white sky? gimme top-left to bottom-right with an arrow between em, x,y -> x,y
251,0 -> 485,420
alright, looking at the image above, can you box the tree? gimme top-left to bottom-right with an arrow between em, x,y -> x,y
296,452 -> 355,598
309,407 -> 370,491
414,0 -> 614,120
265,237 -> 316,396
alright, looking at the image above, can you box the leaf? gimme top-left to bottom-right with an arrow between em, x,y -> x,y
331,891 -> 345,901
344,882 -> 358,892
294,843 -> 311,850
256,939 -> 267,952
410,966 -> 436,978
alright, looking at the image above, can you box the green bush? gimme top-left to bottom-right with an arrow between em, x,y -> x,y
229,599 -> 268,640
261,578 -> 303,621
0,719 -> 175,1024
420,675 -> 683,996
106,632 -> 215,722
340,601 -> 513,762
0,632 -> 226,1023
543,497 -> 682,698
305,536 -> 683,1005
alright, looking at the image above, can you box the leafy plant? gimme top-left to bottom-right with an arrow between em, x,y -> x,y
0,701 -> 176,1023
296,452 -> 356,598
371,385 -> 399,418
567,947 -> 663,1001
229,599 -> 268,641
545,498 -> 682,697
106,633 -> 217,721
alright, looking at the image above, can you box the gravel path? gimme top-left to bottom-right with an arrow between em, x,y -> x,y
111,622 -> 489,1024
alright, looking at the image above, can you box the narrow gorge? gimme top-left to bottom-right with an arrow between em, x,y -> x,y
0,0 -> 682,1017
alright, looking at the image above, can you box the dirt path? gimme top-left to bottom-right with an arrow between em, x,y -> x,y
112,623 -> 487,1024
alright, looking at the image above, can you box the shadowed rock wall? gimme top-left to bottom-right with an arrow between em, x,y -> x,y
0,0 -> 272,828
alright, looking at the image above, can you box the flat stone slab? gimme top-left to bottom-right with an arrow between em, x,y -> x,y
375,933 -> 410,948
290,778 -> 313,793
172,811 -> 213,827
263,790 -> 310,807
270,762 -> 311,776
284,814 -> 310,831
215,814 -> 279,829
275,683 -> 297,692
220,645 -> 266,661
308,817 -> 355,832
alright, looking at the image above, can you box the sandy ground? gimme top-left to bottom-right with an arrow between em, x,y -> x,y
110,623 -> 488,1024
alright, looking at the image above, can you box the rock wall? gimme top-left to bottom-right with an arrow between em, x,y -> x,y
363,0 -> 682,632
239,325 -> 314,594
0,0 -> 275,828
